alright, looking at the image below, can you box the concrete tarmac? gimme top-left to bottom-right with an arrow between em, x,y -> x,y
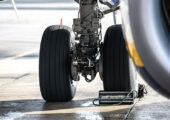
0,70 -> 170,120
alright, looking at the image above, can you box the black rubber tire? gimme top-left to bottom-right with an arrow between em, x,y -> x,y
103,25 -> 130,91
39,25 -> 76,102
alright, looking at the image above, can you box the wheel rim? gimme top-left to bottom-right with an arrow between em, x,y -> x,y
69,32 -> 78,97
71,81 -> 77,97
129,58 -> 138,92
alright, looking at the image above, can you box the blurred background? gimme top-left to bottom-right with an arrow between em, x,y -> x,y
0,0 -> 115,75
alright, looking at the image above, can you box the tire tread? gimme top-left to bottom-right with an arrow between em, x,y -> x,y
103,25 -> 130,91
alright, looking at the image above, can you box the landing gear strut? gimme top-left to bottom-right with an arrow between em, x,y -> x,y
72,0 -> 119,82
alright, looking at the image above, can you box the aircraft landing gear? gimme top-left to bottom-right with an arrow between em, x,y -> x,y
39,0 -> 139,102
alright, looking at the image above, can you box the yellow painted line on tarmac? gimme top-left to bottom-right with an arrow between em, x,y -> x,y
24,105 -> 130,115
0,48 -> 39,62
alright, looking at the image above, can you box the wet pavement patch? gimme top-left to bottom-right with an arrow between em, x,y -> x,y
0,112 -> 24,120
0,99 -> 132,120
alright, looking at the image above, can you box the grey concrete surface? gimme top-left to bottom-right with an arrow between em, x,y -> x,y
0,0 -> 170,120
0,72 -> 170,120
0,74 -> 130,120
